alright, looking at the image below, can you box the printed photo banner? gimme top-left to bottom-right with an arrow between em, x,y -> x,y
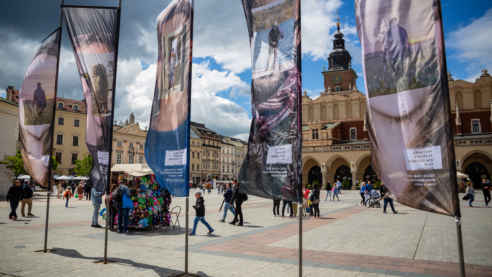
145,0 -> 193,197
355,0 -> 458,216
64,7 -> 118,193
18,28 -> 61,187
239,0 -> 301,201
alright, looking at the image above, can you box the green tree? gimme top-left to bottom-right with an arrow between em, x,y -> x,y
2,151 -> 26,177
73,155 -> 93,176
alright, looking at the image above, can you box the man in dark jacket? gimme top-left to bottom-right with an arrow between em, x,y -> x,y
230,183 -> 247,226
220,183 -> 235,222
7,180 -> 23,220
190,191 -> 214,236
20,182 -> 35,217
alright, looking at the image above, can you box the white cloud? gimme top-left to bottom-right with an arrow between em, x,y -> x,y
448,8 -> 492,79
0,88 -> 6,98
117,60 -> 251,138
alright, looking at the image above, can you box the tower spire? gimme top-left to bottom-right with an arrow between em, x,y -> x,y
336,15 -> 341,33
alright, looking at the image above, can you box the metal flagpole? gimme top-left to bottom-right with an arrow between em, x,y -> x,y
297,0 -> 303,276
436,1 -> 465,276
185,197 -> 189,274
42,0 -> 64,254
103,0 -> 122,264
184,0 -> 194,274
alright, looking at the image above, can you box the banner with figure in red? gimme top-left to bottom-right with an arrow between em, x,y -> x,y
239,0 -> 302,201
64,7 -> 118,194
18,29 -> 61,187
355,0 -> 459,216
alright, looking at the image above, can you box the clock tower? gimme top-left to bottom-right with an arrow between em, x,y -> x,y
322,19 -> 357,93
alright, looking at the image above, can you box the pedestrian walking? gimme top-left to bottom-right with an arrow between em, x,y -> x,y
20,181 -> 35,217
463,181 -> 475,207
273,197 -> 281,216
84,180 -> 92,200
190,191 -> 214,236
76,183 -> 84,200
380,183 -> 397,214
63,187 -> 72,208
333,179 -> 341,201
91,187 -> 104,228
311,186 -> 321,218
7,179 -> 23,220
220,183 -> 235,222
230,183 -> 247,226
324,182 -> 332,201
481,177 -> 490,207
360,181 -> 367,206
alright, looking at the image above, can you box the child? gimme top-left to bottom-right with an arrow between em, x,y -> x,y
464,182 -> 474,207
63,187 -> 73,208
190,191 -> 214,236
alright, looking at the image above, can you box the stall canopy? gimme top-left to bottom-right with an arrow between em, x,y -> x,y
111,163 -> 153,177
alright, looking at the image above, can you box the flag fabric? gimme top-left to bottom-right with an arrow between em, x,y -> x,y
64,7 -> 118,194
355,0 -> 459,216
18,28 -> 61,187
239,0 -> 302,201
145,0 -> 193,197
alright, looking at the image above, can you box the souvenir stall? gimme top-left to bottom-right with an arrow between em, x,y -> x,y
108,164 -> 173,231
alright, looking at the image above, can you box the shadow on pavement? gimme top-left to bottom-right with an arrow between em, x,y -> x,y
49,248 -> 211,277
125,227 -> 187,236
242,224 -> 263,228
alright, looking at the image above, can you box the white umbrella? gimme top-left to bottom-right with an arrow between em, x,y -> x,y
17,175 -> 31,180
457,171 -> 469,179
73,176 -> 89,180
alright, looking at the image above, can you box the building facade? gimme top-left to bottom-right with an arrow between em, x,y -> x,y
112,113 -> 147,166
0,88 -> 19,199
53,98 -> 89,175
302,23 -> 492,188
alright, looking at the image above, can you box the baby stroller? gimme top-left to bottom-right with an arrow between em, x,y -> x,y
366,190 -> 381,208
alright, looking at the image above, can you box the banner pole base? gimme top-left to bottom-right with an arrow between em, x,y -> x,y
298,201 -> 303,277
43,190 -> 51,253
185,196 -> 189,274
455,217 -> 466,277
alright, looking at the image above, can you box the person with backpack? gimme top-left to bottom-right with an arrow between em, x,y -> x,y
63,187 -> 72,208
190,191 -> 214,236
310,185 -> 321,218
118,183 -> 133,233
230,183 -> 247,226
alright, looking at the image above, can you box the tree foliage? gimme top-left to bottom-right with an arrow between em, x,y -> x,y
73,155 -> 93,176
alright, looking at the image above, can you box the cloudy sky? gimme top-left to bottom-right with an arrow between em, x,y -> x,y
1,0 -> 491,140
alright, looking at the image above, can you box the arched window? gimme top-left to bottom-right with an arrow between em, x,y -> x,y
73,104 -> 79,112
57,102 -> 64,109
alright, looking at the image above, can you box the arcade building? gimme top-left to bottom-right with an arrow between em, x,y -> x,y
301,22 -> 492,188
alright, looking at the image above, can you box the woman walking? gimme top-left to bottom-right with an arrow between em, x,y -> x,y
464,181 -> 475,207
360,181 -> 367,206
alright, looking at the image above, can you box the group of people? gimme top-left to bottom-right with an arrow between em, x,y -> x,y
55,180 -> 92,201
7,179 -> 35,220
463,177 -> 491,207
324,179 -> 343,201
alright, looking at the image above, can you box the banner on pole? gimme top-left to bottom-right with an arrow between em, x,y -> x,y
355,0 -> 458,216
64,7 -> 118,193
18,29 -> 61,187
239,0 -> 302,201
145,0 -> 193,197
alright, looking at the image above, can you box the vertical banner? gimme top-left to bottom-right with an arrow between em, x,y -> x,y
64,7 -> 118,194
239,0 -> 301,201
355,0 -> 458,216
18,29 -> 61,187
145,0 -> 193,197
